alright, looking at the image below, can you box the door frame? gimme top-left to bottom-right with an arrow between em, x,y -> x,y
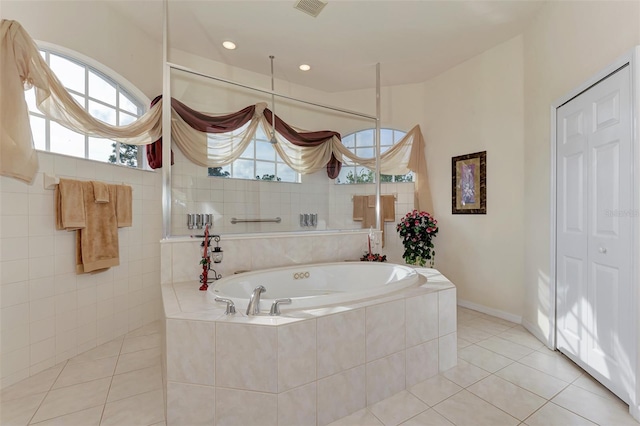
549,48 -> 639,418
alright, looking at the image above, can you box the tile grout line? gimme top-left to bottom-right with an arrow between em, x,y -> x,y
99,327 -> 126,425
26,359 -> 69,425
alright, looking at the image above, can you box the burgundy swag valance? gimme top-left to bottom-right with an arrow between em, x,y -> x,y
146,95 -> 342,178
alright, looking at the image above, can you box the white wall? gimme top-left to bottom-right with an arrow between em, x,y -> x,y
522,0 -> 640,341
420,36 -> 525,318
0,154 -> 162,389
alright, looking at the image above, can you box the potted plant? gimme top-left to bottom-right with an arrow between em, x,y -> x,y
396,210 -> 439,267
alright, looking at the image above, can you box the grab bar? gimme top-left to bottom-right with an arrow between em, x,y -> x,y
230,217 -> 281,224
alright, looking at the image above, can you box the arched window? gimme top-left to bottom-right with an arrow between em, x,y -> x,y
25,45 -> 147,167
336,128 -> 414,184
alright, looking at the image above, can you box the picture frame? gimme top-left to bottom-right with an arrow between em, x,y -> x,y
452,151 -> 486,214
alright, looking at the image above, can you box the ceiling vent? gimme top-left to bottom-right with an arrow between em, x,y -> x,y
293,0 -> 327,17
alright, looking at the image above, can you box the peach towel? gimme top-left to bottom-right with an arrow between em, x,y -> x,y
55,178 -> 86,230
92,181 -> 109,203
352,195 -> 366,221
76,182 -> 120,273
116,184 -> 133,227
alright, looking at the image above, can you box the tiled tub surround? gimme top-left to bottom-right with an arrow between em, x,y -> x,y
162,268 -> 457,426
161,230 -> 385,285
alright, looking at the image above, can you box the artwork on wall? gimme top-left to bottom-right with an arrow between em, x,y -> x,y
452,151 -> 486,214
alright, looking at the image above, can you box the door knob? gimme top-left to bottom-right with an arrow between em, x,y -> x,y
599,247 -> 607,254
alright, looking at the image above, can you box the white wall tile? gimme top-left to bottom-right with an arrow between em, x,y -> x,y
366,351 -> 406,405
2,259 -> 29,285
216,388 -> 277,426
406,339 -> 439,387
439,288 -> 457,336
439,332 -> 458,371
406,292 -> 438,347
317,308 -> 365,379
216,323 -> 277,392
1,281 -> 29,308
166,319 -> 216,386
317,366 -> 366,426
366,300 -> 405,362
278,382 -> 316,426
167,381 -> 215,426
278,319 -> 316,392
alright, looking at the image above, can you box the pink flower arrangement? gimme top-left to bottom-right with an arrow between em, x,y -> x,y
396,210 -> 438,267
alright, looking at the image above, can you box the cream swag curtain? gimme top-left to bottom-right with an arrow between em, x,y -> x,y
0,19 -> 433,212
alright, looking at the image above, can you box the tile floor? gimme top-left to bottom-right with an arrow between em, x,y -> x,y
1,308 -> 639,426
0,321 -> 165,426
329,307 -> 640,426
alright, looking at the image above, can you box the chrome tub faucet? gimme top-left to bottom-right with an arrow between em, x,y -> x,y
246,285 -> 266,315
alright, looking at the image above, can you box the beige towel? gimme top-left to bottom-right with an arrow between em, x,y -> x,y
115,184 -> 133,227
92,181 -> 109,203
56,178 -> 86,230
367,195 -> 376,208
76,182 -> 120,273
381,195 -> 396,222
352,195 -> 366,221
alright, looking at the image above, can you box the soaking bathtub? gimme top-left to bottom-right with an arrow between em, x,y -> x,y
162,264 -> 457,426
208,262 -> 421,311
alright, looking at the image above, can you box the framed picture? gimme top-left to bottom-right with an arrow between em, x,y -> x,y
452,151 -> 486,214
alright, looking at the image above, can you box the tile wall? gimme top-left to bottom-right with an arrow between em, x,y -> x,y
0,152 -> 163,389
170,148 -> 415,263
164,282 -> 457,426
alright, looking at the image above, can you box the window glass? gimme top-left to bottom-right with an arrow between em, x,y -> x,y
207,127 -> 300,183
27,47 -> 145,168
336,128 -> 414,184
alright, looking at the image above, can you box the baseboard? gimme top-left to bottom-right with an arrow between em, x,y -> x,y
521,318 -> 553,348
457,299 -> 522,324
630,402 -> 640,422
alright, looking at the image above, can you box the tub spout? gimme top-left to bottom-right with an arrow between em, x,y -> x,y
246,285 -> 266,315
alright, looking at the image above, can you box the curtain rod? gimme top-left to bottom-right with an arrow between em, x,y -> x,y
166,62 -> 377,121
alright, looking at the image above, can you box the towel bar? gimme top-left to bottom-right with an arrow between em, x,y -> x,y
351,194 -> 397,201
230,217 -> 281,224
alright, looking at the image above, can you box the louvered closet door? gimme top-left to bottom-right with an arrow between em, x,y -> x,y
556,65 -> 633,403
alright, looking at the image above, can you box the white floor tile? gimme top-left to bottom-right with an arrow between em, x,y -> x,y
551,384 -> 638,426
67,338 -> 123,365
518,351 -> 582,383
400,409 -> 454,426
476,336 -> 534,360
571,374 -> 619,401
495,362 -> 569,399
51,356 -> 117,389
409,375 -> 462,407
442,359 -> 490,388
107,365 -> 163,403
328,408 -> 383,426
30,377 -> 110,424
120,333 -> 162,355
0,391 -> 46,426
467,375 -> 546,421
433,390 -> 519,426
29,405 -> 103,426
0,363 -> 63,402
524,402 -> 597,426
458,345 -> 514,373
124,320 -> 162,338
114,347 -> 161,375
369,391 -> 428,426
101,389 -> 165,426
457,325 -> 493,343
497,327 -> 545,350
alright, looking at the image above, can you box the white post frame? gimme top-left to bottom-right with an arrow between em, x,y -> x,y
161,0 -> 172,239
549,48 -> 639,421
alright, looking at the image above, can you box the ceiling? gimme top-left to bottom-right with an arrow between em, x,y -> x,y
108,1 -> 545,93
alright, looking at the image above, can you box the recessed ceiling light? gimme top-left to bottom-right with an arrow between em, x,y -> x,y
299,64 -> 311,71
222,41 -> 236,50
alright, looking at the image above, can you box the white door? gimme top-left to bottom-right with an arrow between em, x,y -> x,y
556,65 -> 633,403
